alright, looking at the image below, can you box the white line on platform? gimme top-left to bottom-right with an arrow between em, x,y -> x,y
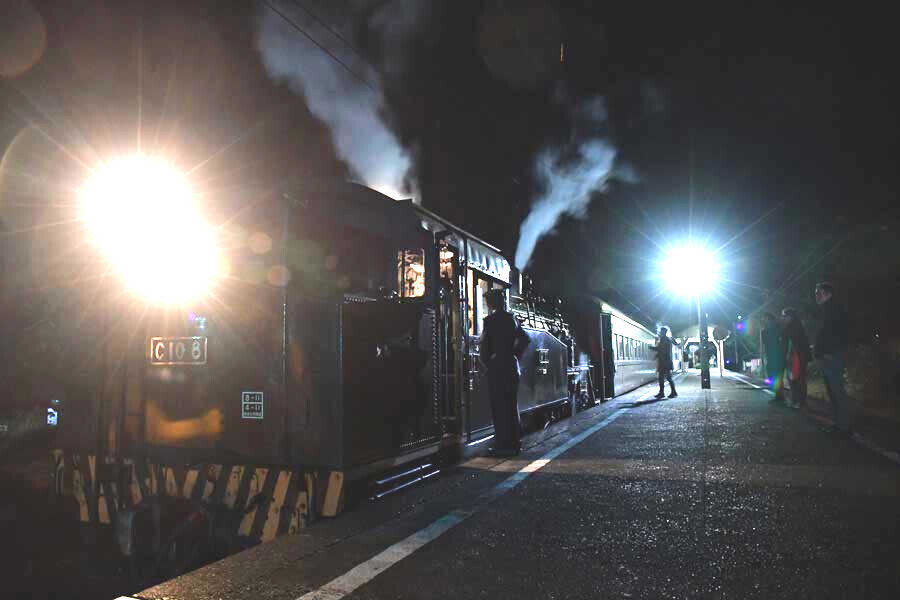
728,373 -> 900,467
729,371 -> 775,395
295,387 -> 660,600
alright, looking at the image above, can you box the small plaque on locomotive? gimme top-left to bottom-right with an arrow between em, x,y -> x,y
241,391 -> 264,419
149,336 -> 208,365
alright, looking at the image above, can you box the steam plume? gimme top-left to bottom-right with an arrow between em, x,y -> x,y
256,3 -> 415,199
515,98 -> 616,269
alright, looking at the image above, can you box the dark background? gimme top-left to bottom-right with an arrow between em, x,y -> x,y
2,6 -> 898,598
2,0 -> 898,337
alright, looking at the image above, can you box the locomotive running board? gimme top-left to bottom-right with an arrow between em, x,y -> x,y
343,442 -> 442,483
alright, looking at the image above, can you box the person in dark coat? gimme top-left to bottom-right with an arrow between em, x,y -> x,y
651,327 -> 677,399
814,282 -> 852,435
781,307 -> 811,409
480,289 -> 530,456
761,312 -> 786,402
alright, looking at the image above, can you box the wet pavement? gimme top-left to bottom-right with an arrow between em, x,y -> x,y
134,371 -> 900,600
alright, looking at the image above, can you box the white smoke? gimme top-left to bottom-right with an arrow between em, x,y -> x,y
514,99 -> 616,269
256,3 -> 416,200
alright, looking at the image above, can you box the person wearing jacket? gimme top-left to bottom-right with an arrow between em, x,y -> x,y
480,289 -> 530,456
761,312 -> 786,402
651,327 -> 677,399
781,307 -> 811,409
814,282 -> 852,435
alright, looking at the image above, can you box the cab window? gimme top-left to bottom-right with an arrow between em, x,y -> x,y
467,269 -> 507,336
475,278 -> 491,335
397,249 -> 425,298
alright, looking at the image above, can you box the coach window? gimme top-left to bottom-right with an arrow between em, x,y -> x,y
398,249 -> 425,298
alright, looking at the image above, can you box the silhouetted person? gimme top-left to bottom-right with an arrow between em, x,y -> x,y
651,327 -> 677,399
480,289 -> 529,456
781,307 -> 811,409
761,312 -> 786,403
814,282 -> 852,435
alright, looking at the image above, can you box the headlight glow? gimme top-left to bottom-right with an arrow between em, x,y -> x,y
80,155 -> 221,304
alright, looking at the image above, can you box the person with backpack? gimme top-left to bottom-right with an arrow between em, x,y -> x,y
781,307 -> 812,409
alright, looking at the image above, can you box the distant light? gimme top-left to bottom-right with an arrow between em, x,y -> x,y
661,245 -> 720,297
47,408 -> 58,426
726,359 -> 731,364
737,315 -> 743,320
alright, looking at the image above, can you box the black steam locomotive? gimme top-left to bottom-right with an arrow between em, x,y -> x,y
51,182 -> 669,556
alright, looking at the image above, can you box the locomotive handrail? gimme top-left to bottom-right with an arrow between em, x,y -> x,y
518,325 -> 570,351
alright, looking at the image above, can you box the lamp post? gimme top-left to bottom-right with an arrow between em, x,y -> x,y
662,245 -> 719,389
698,300 -> 711,388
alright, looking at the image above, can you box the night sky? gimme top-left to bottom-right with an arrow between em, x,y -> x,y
2,1 -> 898,337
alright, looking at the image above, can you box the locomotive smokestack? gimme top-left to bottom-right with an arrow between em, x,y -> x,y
514,97 -> 616,270
256,2 -> 417,200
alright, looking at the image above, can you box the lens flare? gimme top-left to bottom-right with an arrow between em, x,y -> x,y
661,245 -> 720,297
80,155 -> 221,304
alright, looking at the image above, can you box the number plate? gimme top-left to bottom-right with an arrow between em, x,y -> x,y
149,337 -> 208,365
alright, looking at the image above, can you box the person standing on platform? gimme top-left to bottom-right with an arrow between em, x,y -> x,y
781,307 -> 812,409
761,312 -> 786,403
480,289 -> 530,457
651,327 -> 678,399
813,282 -> 852,435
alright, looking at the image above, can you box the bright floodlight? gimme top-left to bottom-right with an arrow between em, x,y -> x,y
662,245 -> 720,297
80,155 -> 220,304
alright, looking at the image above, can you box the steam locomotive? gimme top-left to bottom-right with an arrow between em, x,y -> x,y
50,182 -> 677,561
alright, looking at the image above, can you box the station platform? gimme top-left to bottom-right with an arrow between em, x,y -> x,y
123,370 -> 900,600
